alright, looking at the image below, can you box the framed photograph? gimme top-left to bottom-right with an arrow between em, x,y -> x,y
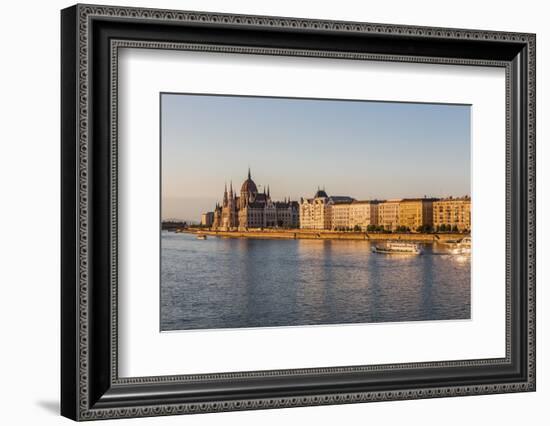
61,4 -> 536,421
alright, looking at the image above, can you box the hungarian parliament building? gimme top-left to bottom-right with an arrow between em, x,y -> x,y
209,169 -> 300,230
201,169 -> 471,232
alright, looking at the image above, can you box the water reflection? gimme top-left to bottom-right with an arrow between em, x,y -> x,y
161,232 -> 470,331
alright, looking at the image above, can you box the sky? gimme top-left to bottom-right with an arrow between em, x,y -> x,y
161,93 -> 471,222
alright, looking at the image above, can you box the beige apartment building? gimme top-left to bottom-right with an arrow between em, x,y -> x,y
378,199 -> 401,231
331,200 -> 379,231
299,189 -> 333,230
300,189 -> 354,230
200,212 -> 214,227
398,198 -> 435,231
331,201 -> 352,230
348,201 -> 379,230
433,197 -> 471,231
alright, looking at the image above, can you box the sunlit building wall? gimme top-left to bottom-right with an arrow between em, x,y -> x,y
378,200 -> 401,231
398,199 -> 435,231
433,197 -> 471,231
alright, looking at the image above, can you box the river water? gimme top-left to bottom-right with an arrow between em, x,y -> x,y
160,231 -> 470,331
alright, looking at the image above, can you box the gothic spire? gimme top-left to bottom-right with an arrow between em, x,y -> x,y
248,167 -> 251,180
223,182 -> 228,206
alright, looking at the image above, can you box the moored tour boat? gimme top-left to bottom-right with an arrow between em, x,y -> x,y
450,236 -> 471,254
372,241 -> 423,255
450,246 -> 470,255
458,236 -> 471,246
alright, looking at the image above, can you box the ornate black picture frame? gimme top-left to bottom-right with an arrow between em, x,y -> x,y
61,4 -> 536,421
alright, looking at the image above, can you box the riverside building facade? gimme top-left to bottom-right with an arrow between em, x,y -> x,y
349,201 -> 379,231
378,199 -> 401,231
200,212 -> 213,227
433,197 -> 471,231
299,189 -> 378,231
398,198 -> 436,231
331,200 -> 379,231
202,174 -> 471,233
299,189 -> 354,230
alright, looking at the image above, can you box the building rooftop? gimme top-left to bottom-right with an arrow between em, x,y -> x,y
247,201 -> 266,208
435,196 -> 471,201
352,200 -> 379,205
330,196 -> 354,204
274,201 -> 299,208
401,197 -> 438,202
314,189 -> 329,198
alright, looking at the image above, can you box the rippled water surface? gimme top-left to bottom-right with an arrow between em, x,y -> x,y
160,232 -> 470,331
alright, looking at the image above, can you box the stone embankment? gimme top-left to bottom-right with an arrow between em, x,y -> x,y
183,228 -> 467,243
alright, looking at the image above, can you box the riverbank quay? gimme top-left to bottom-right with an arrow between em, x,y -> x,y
179,228 -> 468,243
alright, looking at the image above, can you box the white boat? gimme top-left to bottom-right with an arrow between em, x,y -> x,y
196,234 -> 207,240
372,241 -> 423,255
450,236 -> 471,254
458,236 -> 471,247
450,246 -> 471,255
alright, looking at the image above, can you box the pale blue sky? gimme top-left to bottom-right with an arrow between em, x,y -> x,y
161,93 -> 470,221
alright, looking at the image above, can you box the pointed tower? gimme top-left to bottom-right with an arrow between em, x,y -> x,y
228,180 -> 236,227
223,182 -> 228,207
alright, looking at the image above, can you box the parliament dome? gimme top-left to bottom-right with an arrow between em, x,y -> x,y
241,168 -> 258,194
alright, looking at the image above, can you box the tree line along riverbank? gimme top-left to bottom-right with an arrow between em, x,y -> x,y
176,228 -> 468,243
